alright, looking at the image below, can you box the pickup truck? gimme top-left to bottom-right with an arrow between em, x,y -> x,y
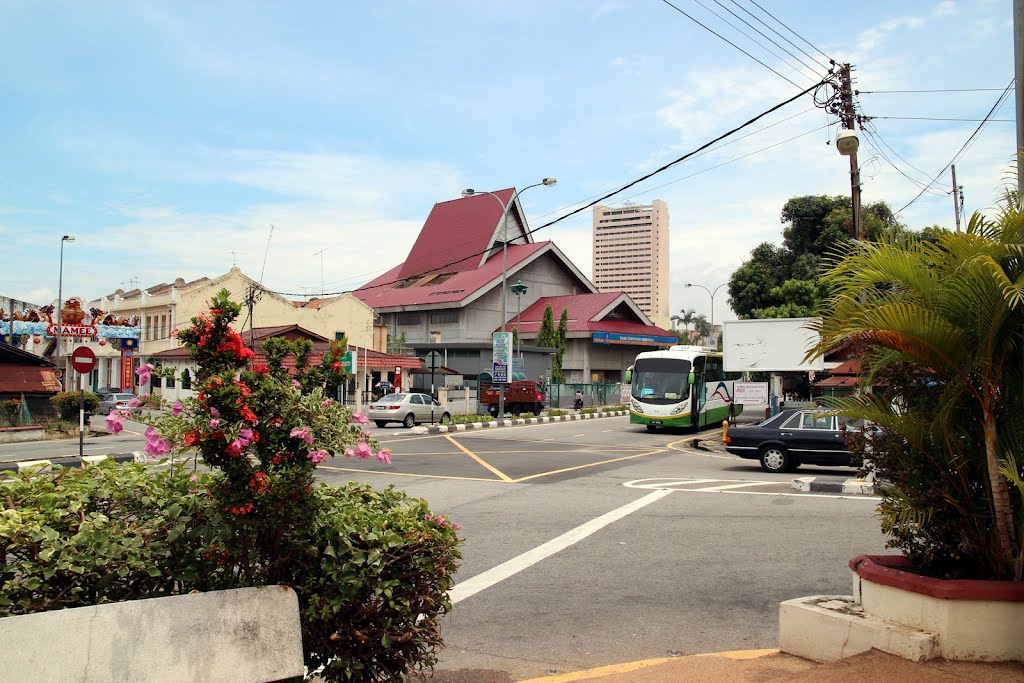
480,380 -> 546,416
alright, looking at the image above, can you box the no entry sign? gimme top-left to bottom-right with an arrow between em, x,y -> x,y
71,346 -> 97,374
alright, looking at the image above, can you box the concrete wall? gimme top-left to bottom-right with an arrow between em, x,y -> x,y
0,586 -> 304,682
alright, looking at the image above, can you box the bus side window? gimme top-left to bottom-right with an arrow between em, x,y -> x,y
705,357 -> 723,382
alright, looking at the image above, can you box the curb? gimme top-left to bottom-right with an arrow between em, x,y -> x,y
423,410 -> 628,435
791,476 -> 877,495
0,452 -> 144,474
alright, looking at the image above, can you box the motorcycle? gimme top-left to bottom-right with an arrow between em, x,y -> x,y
573,397 -> 584,411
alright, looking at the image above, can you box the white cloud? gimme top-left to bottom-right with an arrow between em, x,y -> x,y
934,1 -> 956,17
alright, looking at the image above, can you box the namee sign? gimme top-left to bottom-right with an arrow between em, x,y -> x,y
71,346 -> 97,374
47,323 -> 98,338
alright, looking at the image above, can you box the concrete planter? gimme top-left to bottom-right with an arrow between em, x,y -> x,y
851,554 -> 1024,661
780,555 -> 1024,663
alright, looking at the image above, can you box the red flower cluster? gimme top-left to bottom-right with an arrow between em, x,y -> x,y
183,430 -> 201,447
249,471 -> 271,495
226,502 -> 255,515
252,364 -> 270,375
218,329 -> 255,362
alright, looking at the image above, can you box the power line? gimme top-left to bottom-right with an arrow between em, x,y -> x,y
742,0 -> 834,65
858,88 -> 1007,94
688,0 -> 820,84
861,121 -> 935,182
726,0 -> 830,72
860,127 -> 945,197
712,0 -> 824,77
867,116 -> 1014,122
270,77 -> 830,299
895,79 -> 1015,216
659,0 -> 802,89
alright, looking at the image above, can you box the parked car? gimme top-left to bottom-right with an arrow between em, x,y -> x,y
95,386 -> 122,397
724,409 -> 865,473
367,392 -> 451,428
98,393 -> 142,416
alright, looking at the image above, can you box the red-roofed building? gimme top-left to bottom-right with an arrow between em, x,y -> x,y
354,190 -> 678,383
0,342 -> 61,419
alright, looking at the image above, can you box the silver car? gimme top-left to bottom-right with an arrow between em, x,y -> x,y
367,392 -> 452,428
98,393 -> 142,415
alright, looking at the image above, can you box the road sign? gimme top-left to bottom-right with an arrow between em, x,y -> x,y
71,346 -> 97,374
342,351 -> 354,373
425,351 -> 442,370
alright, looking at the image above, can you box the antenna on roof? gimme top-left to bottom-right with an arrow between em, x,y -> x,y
312,248 -> 327,298
259,225 -> 275,284
230,250 -> 246,267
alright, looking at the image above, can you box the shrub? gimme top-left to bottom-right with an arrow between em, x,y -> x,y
48,391 -> 99,421
548,409 -> 568,417
452,414 -> 495,424
0,399 -> 22,427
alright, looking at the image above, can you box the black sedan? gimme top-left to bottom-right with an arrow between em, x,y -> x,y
724,409 -> 862,473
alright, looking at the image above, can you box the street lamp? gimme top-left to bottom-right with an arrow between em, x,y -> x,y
511,278 -> 528,366
461,178 -> 556,419
684,282 -> 726,347
56,235 -> 76,387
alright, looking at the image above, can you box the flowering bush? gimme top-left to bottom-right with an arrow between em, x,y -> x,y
2,289 -> 461,683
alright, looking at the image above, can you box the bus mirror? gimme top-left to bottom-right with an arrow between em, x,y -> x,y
624,368 -> 632,383
688,371 -> 695,386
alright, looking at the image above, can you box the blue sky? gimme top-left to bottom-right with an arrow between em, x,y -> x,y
0,0 -> 1014,326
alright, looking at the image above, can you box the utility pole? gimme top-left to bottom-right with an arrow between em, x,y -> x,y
837,64 -> 864,241
1015,0 -> 1024,198
951,165 -> 962,232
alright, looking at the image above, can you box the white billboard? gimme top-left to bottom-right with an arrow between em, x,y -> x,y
723,318 -> 824,372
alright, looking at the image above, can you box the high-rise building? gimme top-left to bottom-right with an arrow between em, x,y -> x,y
592,200 -> 670,329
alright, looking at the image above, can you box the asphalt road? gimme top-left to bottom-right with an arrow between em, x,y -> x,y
3,413 -> 887,682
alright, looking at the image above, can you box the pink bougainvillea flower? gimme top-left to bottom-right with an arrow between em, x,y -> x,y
127,397 -> 141,408
352,412 -> 370,425
209,407 -> 220,418
135,363 -> 154,385
344,447 -> 355,458
171,400 -> 184,416
320,399 -> 333,407
209,418 -> 220,429
144,436 -> 172,458
227,439 -> 247,456
376,448 -> 392,465
355,440 -> 373,460
289,427 -> 314,444
308,449 -> 328,464
291,379 -> 301,389
239,428 -> 254,441
118,409 -> 134,419
145,425 -> 159,440
105,412 -> 124,434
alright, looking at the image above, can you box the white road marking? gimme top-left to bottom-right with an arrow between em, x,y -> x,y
695,481 -> 782,491
449,489 -> 672,604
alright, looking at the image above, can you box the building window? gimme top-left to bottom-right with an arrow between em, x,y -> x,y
181,369 -> 192,390
396,313 -> 421,326
335,331 -> 346,341
429,311 -> 458,324
166,371 -> 176,388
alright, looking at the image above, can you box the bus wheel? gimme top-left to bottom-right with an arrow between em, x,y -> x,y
759,445 -> 792,473
646,425 -> 658,432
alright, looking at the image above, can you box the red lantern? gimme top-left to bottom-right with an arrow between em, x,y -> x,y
33,337 -> 41,344
98,339 -> 107,346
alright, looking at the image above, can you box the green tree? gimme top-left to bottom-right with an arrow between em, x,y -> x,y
553,308 -> 569,383
537,304 -> 556,348
692,314 -> 712,344
729,195 -> 901,319
810,194 -> 1024,579
671,308 -> 697,332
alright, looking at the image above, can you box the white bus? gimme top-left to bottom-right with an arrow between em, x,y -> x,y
625,345 -> 742,431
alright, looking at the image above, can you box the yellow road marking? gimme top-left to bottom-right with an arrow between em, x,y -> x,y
445,435 -> 513,482
517,649 -> 781,682
317,465 -> 502,483
512,448 -> 667,483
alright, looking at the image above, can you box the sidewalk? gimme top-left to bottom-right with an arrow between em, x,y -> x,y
516,648 -> 1024,683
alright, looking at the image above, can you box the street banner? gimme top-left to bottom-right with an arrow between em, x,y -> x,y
492,332 -> 512,384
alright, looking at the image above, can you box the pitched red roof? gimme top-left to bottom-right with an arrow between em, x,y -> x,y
507,293 -> 675,338
355,241 -> 550,309
0,366 -> 61,394
396,189 -> 517,279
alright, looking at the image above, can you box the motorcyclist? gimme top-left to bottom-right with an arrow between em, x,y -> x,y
574,389 -> 584,411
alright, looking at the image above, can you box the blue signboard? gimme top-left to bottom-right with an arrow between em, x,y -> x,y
592,331 -> 677,346
491,332 -> 512,384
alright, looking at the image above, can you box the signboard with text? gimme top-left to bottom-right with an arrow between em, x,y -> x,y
121,349 -> 134,391
491,332 -> 512,384
734,382 -> 769,404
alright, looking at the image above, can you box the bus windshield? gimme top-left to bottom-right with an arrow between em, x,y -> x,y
631,357 -> 691,405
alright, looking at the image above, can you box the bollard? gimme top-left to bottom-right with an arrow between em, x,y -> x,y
721,419 -> 729,442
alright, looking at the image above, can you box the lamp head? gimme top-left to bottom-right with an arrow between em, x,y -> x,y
836,129 -> 859,156
685,283 -> 693,288
461,189 -> 475,198
62,235 -> 76,242
542,178 -> 557,186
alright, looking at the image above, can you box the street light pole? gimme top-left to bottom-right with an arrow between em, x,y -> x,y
56,235 -> 76,388
511,279 -> 528,365
684,282 -> 726,346
461,179 -> 556,419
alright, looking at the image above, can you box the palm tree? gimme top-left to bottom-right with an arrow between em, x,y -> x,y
809,189 -> 1023,578
671,308 -> 697,333
692,314 -> 712,344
